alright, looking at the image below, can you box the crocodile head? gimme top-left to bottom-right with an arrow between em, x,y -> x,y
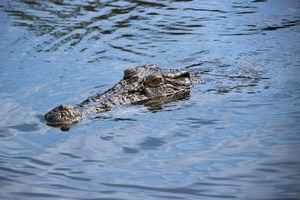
44,105 -> 81,130
122,65 -> 192,105
44,65 -> 193,130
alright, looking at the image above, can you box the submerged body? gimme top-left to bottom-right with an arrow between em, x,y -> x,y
45,64 -> 193,129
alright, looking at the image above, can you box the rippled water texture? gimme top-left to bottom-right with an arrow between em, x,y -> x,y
1,0 -> 300,199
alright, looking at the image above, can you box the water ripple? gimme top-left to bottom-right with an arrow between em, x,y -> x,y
12,156 -> 53,166
7,123 -> 40,132
102,182 -> 238,199
10,191 -> 65,199
0,166 -> 35,176
48,171 -> 92,182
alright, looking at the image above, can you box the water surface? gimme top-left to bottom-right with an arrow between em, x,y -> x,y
0,0 -> 300,199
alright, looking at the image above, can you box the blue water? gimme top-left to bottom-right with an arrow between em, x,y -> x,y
0,0 -> 300,199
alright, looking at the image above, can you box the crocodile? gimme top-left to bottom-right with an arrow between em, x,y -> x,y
44,64 -> 193,130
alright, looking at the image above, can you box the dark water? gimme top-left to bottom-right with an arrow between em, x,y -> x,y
1,0 -> 300,199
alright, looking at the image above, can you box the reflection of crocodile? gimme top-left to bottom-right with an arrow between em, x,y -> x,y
45,64 -> 193,130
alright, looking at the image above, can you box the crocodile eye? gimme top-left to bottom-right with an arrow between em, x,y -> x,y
124,68 -> 137,80
144,75 -> 163,87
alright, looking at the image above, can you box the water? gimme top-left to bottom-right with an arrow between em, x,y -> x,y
0,0 -> 300,199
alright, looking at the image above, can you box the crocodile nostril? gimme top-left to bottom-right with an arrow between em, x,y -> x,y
58,105 -> 64,110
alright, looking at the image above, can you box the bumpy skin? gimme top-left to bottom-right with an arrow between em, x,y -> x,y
45,64 -> 193,129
